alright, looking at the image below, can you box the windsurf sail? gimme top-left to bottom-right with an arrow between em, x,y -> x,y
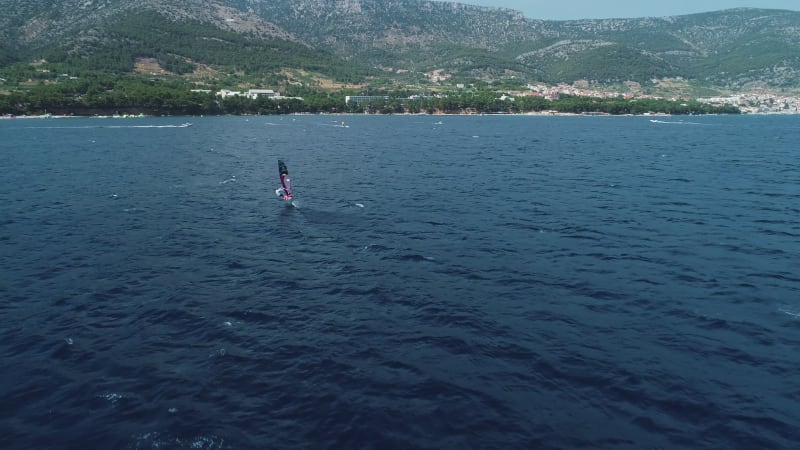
277,160 -> 293,199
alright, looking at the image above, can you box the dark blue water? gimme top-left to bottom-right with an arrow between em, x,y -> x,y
1,115 -> 799,449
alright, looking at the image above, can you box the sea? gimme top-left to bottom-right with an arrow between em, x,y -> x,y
1,114 -> 798,449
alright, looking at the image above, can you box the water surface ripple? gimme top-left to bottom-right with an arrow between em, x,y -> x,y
1,115 -> 798,449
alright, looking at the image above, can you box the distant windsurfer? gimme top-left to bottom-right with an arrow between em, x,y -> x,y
277,160 -> 293,201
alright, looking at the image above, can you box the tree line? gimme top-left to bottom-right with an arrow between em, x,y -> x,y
0,78 -> 739,116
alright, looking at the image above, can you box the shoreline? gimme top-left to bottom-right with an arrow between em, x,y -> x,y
4,111 -> 797,120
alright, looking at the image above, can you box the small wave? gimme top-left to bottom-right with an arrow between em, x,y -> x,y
104,124 -> 191,128
131,432 -> 226,450
778,306 -> 800,318
96,392 -> 125,405
360,244 -> 393,253
226,260 -> 247,269
321,122 -> 349,128
25,124 -> 193,129
650,119 -> 705,125
387,254 -> 436,262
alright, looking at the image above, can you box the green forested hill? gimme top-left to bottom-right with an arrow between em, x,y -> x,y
37,11 -> 369,82
1,0 -> 799,91
0,0 -> 371,86
226,1 -> 800,89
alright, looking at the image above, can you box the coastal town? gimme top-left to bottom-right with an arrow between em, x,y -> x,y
421,69 -> 800,114
513,80 -> 800,114
218,77 -> 800,115
3,77 -> 800,118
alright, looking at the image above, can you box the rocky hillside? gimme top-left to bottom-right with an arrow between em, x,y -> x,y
0,0 -> 292,43
2,0 -> 800,89
0,0 -> 371,82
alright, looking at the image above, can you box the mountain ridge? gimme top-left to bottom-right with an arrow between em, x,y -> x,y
2,1 -> 800,91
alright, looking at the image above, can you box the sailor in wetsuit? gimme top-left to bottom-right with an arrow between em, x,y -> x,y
279,172 -> 292,200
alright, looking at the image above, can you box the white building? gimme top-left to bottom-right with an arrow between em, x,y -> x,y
217,89 -> 242,98
247,89 -> 278,99
216,89 -> 280,99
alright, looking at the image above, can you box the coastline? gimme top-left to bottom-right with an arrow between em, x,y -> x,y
4,111 -> 797,120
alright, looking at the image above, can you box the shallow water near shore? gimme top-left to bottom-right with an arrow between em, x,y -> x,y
1,114 -> 799,449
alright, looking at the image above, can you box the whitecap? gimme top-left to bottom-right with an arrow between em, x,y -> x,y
97,392 -> 123,404
778,306 -> 800,318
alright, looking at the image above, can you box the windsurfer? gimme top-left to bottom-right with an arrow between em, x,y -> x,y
280,173 -> 292,200
277,160 -> 293,201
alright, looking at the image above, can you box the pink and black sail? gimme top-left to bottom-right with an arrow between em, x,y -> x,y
278,160 -> 292,198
